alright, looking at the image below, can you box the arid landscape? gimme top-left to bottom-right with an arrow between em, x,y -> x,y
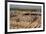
10,9 -> 41,29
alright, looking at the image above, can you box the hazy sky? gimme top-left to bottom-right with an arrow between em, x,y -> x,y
10,4 -> 41,10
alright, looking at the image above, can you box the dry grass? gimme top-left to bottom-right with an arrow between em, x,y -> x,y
10,10 -> 41,29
